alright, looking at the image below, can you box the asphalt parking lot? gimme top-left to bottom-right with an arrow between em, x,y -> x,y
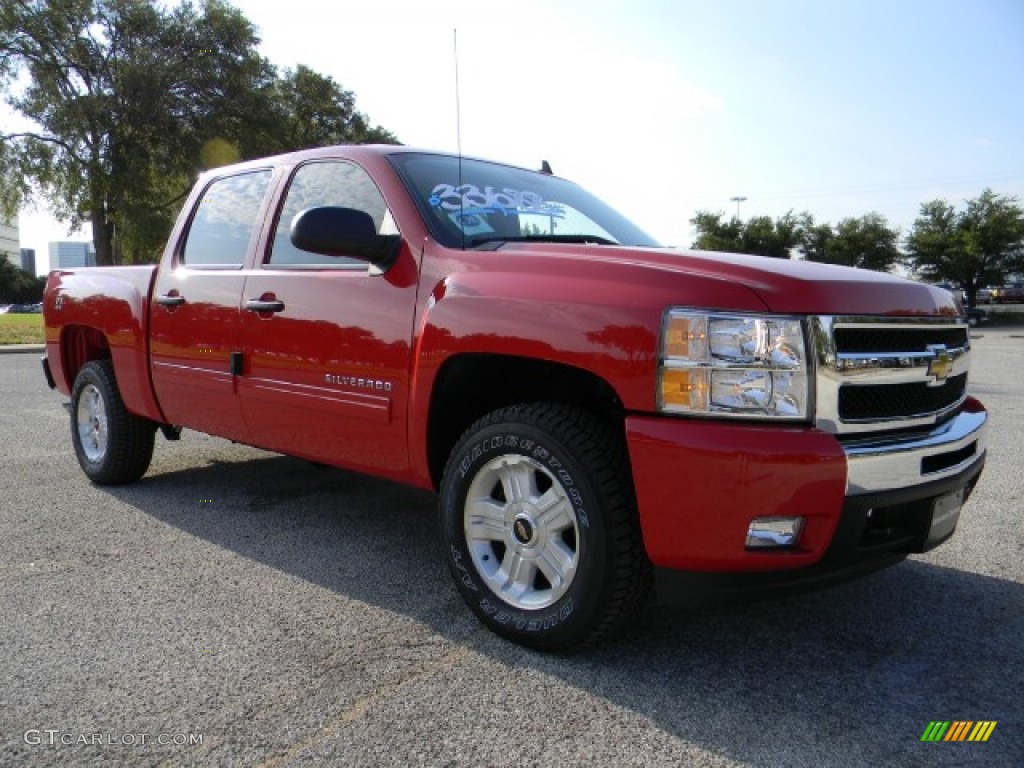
1,332 -> 1021,768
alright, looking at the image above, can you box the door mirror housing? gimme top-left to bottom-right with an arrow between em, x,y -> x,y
289,206 -> 400,269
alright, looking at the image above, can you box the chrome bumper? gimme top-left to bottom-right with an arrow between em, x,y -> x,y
844,407 -> 988,495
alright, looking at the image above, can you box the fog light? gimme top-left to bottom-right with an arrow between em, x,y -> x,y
746,516 -> 805,549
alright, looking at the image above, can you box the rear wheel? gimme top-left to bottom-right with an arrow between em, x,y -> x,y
439,403 -> 651,650
71,360 -> 155,485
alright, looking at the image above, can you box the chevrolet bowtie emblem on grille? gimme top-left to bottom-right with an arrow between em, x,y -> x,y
926,345 -> 953,385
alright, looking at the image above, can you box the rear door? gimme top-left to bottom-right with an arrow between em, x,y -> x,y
237,159 -> 420,478
149,169 -> 273,441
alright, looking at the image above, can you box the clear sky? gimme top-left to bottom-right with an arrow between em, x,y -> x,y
7,0 -> 1024,274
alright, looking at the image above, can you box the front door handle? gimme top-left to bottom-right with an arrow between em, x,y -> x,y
156,293 -> 185,307
245,298 -> 285,313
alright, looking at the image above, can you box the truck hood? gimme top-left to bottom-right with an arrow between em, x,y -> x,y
502,243 -> 961,317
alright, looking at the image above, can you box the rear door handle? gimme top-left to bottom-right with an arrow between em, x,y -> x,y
155,293 -> 185,307
245,298 -> 285,313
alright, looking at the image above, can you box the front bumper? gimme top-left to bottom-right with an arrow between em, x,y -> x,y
649,456 -> 984,603
41,354 -> 56,389
625,398 -> 988,596
843,398 -> 987,494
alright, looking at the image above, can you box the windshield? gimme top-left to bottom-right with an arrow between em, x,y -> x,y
387,152 -> 660,249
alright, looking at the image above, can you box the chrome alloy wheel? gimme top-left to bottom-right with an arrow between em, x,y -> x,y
76,383 -> 109,463
464,454 -> 580,610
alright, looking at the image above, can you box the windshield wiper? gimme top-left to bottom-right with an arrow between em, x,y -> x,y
469,234 -> 618,249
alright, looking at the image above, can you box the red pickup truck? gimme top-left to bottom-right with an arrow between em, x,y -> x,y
42,145 -> 988,649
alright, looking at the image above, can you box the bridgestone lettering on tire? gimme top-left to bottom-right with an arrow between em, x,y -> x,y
70,360 -> 156,485
439,403 -> 651,651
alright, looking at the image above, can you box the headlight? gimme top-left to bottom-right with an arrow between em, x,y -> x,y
659,310 -> 811,420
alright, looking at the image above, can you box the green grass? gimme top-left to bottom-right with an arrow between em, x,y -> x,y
0,313 -> 45,345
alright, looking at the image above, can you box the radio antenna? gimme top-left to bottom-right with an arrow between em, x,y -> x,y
454,28 -> 465,249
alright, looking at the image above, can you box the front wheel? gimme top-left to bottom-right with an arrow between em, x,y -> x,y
70,360 -> 156,485
439,404 -> 651,651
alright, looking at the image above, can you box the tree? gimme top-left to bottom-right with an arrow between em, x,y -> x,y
270,65 -> 398,149
1,0 -> 397,266
0,256 -> 44,303
799,212 -> 902,272
691,211 -> 744,253
799,217 -> 834,264
691,210 -> 804,258
2,0 -> 258,265
906,189 -> 1024,306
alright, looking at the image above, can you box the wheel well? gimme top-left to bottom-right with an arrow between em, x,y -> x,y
61,326 -> 110,387
426,354 -> 625,488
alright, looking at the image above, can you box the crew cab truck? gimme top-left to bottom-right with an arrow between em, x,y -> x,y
42,145 -> 988,650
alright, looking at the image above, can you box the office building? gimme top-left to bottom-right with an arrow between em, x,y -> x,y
20,248 -> 36,276
48,241 -> 96,269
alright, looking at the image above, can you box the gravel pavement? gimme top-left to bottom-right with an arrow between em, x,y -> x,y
0,333 -> 1021,768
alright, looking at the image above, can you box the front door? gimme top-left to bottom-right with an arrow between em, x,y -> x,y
237,159 -> 419,479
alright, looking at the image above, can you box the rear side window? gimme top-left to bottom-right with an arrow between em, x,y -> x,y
267,160 -> 396,267
181,170 -> 272,267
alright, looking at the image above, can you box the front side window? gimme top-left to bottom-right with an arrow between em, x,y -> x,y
387,152 -> 660,249
268,160 -> 396,267
181,170 -> 272,267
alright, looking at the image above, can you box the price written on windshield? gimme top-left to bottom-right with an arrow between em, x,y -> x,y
429,184 -> 562,217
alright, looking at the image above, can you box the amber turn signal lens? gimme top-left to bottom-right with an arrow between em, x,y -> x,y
659,368 -> 708,411
663,314 -> 707,359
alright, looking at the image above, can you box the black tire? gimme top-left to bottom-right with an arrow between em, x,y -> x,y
70,360 -> 156,485
439,403 -> 651,651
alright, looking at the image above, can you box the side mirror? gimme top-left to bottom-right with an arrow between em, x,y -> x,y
289,206 -> 400,269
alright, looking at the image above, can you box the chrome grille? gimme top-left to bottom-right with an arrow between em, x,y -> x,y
812,316 -> 971,436
832,327 -> 969,354
838,373 -> 967,420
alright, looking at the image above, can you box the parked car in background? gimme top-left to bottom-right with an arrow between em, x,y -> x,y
991,283 -> 1024,304
966,306 -> 987,327
975,287 -> 993,305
